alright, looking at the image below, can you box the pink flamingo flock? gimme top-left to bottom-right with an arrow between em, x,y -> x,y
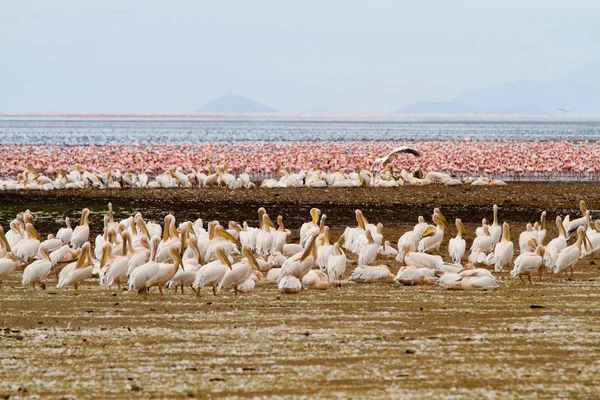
0,140 -> 599,182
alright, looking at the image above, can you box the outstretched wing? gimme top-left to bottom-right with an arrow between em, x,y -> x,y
371,146 -> 421,171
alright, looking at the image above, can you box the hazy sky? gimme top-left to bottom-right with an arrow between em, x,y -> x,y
1,0 -> 599,113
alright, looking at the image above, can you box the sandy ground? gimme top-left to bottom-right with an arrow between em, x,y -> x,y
1,185 -> 600,398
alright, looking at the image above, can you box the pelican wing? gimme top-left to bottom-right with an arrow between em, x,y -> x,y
371,146 -> 421,171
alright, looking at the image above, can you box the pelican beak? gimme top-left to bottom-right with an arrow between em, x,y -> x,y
436,214 -> 449,231
336,234 -> 345,245
264,216 -> 275,229
582,202 -> 588,213
300,234 -> 318,262
27,163 -> 37,173
311,208 -> 320,224
244,247 -> 260,270
219,229 -> 236,242
29,227 -> 44,241
11,254 -> 26,264
217,248 -> 232,268
584,233 -> 592,252
382,238 -> 386,251
139,219 -> 151,239
100,247 -> 109,268
75,247 -> 89,269
422,226 -> 436,237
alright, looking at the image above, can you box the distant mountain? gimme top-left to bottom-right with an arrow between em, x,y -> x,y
452,61 -> 600,114
397,101 -> 479,114
197,94 -> 277,113
301,105 -> 331,114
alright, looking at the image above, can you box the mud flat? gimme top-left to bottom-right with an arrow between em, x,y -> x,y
1,183 -> 600,398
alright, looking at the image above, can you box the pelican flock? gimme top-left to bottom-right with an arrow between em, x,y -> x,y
0,201 -> 596,296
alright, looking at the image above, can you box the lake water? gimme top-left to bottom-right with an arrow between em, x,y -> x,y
0,119 -> 599,145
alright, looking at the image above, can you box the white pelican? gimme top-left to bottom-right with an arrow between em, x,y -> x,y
395,266 -> 439,286
519,223 -> 537,255
57,243 -> 94,295
563,200 -> 588,238
279,232 -> 318,285
436,273 -> 463,289
395,216 -> 427,263
536,211 -> 547,244
470,225 -> 494,254
217,246 -> 259,295
271,215 -> 290,253
493,222 -> 514,272
14,223 -> 42,262
358,230 -> 378,266
193,248 -> 232,295
460,276 -> 499,290
326,242 -> 347,284
0,252 -> 25,284
489,205 -> 502,245
302,269 -> 329,290
299,208 -> 321,247
370,146 -> 421,172
255,213 -> 275,258
22,247 -> 52,290
554,226 -> 591,277
343,210 -> 366,253
511,240 -> 545,284
316,226 -> 335,270
448,218 -> 467,263
278,275 -> 302,294
475,218 -> 488,237
56,217 -> 73,243
348,265 -> 395,283
418,211 -> 448,254
144,246 -> 183,295
0,226 -> 11,258
543,216 -> 567,272
378,240 -> 398,257
70,208 -> 90,249
403,242 -> 443,270
99,235 -> 130,290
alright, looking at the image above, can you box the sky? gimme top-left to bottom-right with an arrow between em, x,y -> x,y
1,0 -> 599,113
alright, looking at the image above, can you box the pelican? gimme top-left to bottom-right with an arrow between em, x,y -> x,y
316,226 -> 335,270
348,265 -> 395,283
563,200 -> 588,238
448,219 -> 467,263
0,226 -> 11,258
418,211 -> 448,254
404,242 -> 443,270
279,232 -> 318,285
519,223 -> 537,254
56,217 -> 73,243
144,246 -> 183,295
299,208 -> 321,247
358,230 -> 378,266
493,222 -> 514,272
475,218 -> 488,237
511,240 -> 545,284
217,246 -> 259,295
554,226 -> 591,277
370,146 -> 421,172
326,242 -> 347,284
395,266 -> 439,286
14,223 -> 42,261
70,208 -> 90,249
57,243 -> 94,295
22,247 -> 52,290
543,216 -> 567,271
99,233 -> 130,290
278,275 -> 302,294
489,205 -> 502,245
193,248 -> 232,295
470,225 -> 495,253
302,269 -> 329,290
0,253 -> 25,284
395,216 -> 427,263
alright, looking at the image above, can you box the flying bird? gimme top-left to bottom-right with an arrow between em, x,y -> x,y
371,146 -> 421,172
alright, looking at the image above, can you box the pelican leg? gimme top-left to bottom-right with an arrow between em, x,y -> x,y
527,274 -> 533,285
158,286 -> 164,296
117,279 -> 121,291
74,283 -> 78,295
181,285 -> 184,294
213,286 -> 217,296
519,275 -> 525,284
32,282 -> 36,291
191,285 -> 198,294
537,267 -> 543,282
196,287 -> 202,297
40,282 -> 46,290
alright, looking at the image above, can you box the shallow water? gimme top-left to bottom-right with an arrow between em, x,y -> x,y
1,119 -> 600,145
